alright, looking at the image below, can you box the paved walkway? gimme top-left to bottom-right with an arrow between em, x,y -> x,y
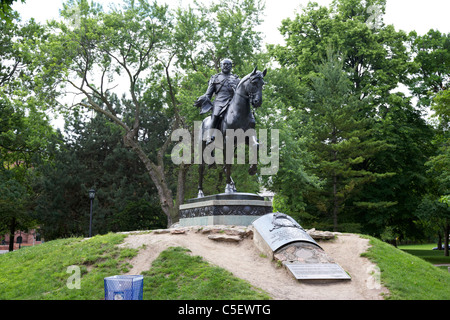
434,264 -> 450,267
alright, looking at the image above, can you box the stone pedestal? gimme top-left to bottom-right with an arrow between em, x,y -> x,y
179,193 -> 272,227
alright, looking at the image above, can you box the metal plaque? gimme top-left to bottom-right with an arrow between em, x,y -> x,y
285,263 -> 351,280
252,213 -> 321,252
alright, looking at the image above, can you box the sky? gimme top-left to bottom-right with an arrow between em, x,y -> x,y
11,0 -> 450,129
13,0 -> 450,46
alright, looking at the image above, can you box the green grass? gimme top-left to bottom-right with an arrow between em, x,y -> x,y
142,247 -> 270,300
398,243 -> 450,265
0,233 -> 136,300
3,232 -> 450,300
362,236 -> 450,300
0,233 -> 269,300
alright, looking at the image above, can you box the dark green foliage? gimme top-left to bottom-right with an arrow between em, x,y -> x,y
270,0 -> 410,103
34,111 -> 166,240
113,199 -> 166,231
302,52 -> 394,231
0,8 -> 56,245
408,30 -> 450,108
2,0 -> 448,245
265,0 -> 443,239
356,95 -> 435,238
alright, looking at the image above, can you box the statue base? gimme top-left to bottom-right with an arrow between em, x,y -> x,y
179,192 -> 273,227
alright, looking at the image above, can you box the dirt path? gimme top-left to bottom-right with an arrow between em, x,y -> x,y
120,227 -> 389,300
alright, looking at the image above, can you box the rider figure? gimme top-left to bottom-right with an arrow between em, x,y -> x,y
195,58 -> 240,142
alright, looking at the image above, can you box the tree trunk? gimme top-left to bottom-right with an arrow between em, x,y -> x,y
437,233 -> 443,250
391,238 -> 397,248
146,163 -> 176,227
331,130 -> 339,232
123,133 -> 185,227
175,163 -> 188,223
8,217 -> 16,252
332,174 -> 338,232
444,223 -> 449,257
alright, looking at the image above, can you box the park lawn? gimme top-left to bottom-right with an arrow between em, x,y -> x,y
362,236 -> 450,300
2,232 -> 450,300
141,246 -> 270,299
398,243 -> 450,265
0,233 -> 137,299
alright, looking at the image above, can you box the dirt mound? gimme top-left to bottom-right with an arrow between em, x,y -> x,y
119,226 -> 389,300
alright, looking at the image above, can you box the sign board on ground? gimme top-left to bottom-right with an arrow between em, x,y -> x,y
285,263 -> 351,280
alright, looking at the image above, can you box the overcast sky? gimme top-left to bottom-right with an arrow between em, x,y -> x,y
12,0 -> 449,129
13,0 -> 450,46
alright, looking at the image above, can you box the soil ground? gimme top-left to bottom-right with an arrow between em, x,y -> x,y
120,227 -> 390,300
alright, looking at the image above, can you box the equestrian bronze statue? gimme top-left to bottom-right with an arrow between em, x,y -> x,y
194,59 -> 267,197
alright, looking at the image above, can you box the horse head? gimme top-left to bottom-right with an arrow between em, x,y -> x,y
240,66 -> 267,108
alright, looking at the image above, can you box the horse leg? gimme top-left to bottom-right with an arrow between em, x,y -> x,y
224,163 -> 235,193
230,175 -> 237,192
223,136 -> 236,193
198,140 -> 206,198
198,163 -> 205,198
248,133 -> 259,176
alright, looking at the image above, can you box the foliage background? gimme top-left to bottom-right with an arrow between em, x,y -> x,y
0,0 -> 448,246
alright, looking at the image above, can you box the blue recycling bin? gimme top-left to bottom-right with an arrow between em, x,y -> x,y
104,275 -> 143,300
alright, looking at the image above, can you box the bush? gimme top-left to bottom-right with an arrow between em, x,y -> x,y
112,199 -> 167,231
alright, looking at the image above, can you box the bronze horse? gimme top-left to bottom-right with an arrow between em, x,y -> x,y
197,67 -> 267,197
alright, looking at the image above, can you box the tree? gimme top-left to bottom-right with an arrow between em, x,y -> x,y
113,199 -> 166,232
266,0 -> 439,236
0,10 -> 55,250
432,89 -> 450,128
302,52 -> 392,231
257,65 -> 320,224
32,0 -> 266,226
269,0 -> 410,104
33,0 -> 190,226
0,95 -> 54,249
408,30 -> 450,108
416,196 -> 450,256
418,88 -> 450,254
0,0 -> 24,24
357,93 -> 435,239
0,170 -> 35,251
33,111 -> 166,239
0,97 -> 49,251
197,0 -> 265,72
407,30 -> 450,246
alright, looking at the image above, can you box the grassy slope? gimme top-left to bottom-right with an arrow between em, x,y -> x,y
0,233 -> 268,300
362,236 -> 450,300
142,246 -> 269,299
2,232 -> 450,300
0,233 -> 136,299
